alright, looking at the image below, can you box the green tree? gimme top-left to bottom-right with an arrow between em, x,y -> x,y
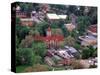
51,28 -> 63,35
61,25 -> 69,37
35,22 -> 48,36
29,29 -> 40,36
20,35 -> 34,48
88,46 -> 97,57
67,6 -> 78,15
87,7 -> 97,24
66,16 -> 71,23
82,47 -> 90,59
16,48 -> 33,66
16,25 -> 30,41
16,17 -> 20,24
32,41 -> 47,57
33,55 -> 42,64
64,36 -> 76,46
74,43 -> 81,50
19,3 -> 33,12
77,16 -> 91,35
70,29 -> 78,39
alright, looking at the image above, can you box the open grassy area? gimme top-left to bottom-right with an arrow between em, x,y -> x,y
52,66 -> 66,71
16,65 -> 30,73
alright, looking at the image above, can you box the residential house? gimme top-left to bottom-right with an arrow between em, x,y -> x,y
20,18 -> 33,26
16,6 -> 27,18
79,35 -> 97,46
79,25 -> 97,46
64,23 -> 76,32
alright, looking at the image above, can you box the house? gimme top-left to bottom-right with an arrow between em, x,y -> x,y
44,27 -> 64,48
45,56 -> 55,66
20,18 -> 33,26
46,50 -> 55,57
64,46 -> 80,58
47,13 -> 67,20
68,47 -> 78,53
16,12 -> 27,18
16,6 -> 27,18
57,50 -> 71,59
79,25 -> 97,46
79,35 -> 97,46
58,58 -> 71,66
64,23 -> 76,32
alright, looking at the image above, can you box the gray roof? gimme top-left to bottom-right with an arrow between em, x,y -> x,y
68,47 -> 77,53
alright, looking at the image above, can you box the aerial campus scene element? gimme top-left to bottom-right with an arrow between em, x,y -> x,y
14,2 -> 97,73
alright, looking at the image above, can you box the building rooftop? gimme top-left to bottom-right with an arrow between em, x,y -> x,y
79,35 -> 97,41
20,18 -> 33,21
64,23 -> 76,31
58,50 -> 71,58
68,47 -> 78,53
58,15 -> 67,19
44,35 -> 64,42
85,35 -> 96,40
47,13 -> 60,19
47,13 -> 67,19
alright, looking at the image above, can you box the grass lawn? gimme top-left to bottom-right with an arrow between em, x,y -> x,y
16,65 -> 30,73
53,67 -> 65,71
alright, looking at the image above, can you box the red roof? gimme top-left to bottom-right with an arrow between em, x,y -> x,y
34,35 -> 64,42
34,27 -> 64,42
44,35 -> 64,42
88,25 -> 97,33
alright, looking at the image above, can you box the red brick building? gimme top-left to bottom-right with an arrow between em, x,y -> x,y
34,27 -> 64,48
